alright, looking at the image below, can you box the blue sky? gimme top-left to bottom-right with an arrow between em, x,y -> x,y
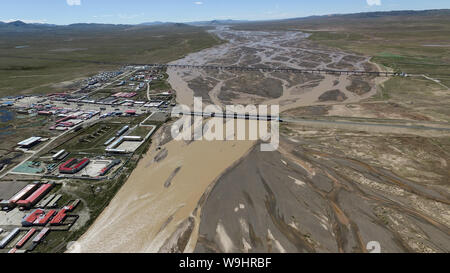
1,0 -> 449,25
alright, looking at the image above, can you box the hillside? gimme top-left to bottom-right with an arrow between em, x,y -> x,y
0,22 -> 222,96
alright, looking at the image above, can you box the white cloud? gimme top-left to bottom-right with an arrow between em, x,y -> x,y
194,1 -> 203,5
67,0 -> 81,6
366,0 -> 381,6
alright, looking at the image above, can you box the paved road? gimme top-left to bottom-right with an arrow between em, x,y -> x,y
421,74 -> 450,90
169,111 -> 450,132
0,127 -> 74,179
282,117 -> 450,132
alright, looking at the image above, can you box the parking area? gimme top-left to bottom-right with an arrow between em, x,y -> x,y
0,181 -> 29,200
116,141 -> 142,153
0,208 -> 26,226
77,160 -> 111,177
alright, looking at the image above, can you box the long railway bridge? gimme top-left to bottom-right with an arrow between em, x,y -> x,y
0,54 -> 402,77
147,63 -> 400,77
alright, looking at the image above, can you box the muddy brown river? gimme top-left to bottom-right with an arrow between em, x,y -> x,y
73,27 -> 424,253
168,26 -> 380,111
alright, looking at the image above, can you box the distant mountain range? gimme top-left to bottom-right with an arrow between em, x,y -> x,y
281,8 -> 450,21
1,9 -> 449,32
139,21 -> 167,26
0,19 -> 248,34
0,19 -> 248,28
139,19 -> 248,26
0,20 -> 135,33
186,19 -> 250,26
0,20 -> 55,28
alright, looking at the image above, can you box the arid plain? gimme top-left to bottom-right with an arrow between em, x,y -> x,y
76,26 -> 450,253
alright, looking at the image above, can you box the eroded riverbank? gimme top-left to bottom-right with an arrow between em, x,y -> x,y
168,26 -> 381,111
75,121 -> 255,252
76,26 -> 395,253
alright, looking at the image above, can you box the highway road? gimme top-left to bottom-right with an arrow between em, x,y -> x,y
171,111 -> 450,133
282,117 -> 450,132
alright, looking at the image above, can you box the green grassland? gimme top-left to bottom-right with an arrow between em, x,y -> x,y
0,24 -> 222,96
0,114 -> 57,152
46,116 -> 149,156
233,10 -> 450,84
58,123 -> 124,154
234,10 -> 450,122
149,71 -> 172,91
131,125 -> 154,138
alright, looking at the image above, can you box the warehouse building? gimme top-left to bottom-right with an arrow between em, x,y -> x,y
0,200 -> 11,208
16,228 -> 36,248
105,136 -> 143,153
17,183 -> 54,209
52,149 -> 68,161
104,137 -> 116,146
46,194 -> 62,208
17,137 -> 42,148
99,159 -> 121,176
16,228 -> 36,249
6,182 -> 39,208
116,125 -> 129,137
0,228 -> 20,249
64,199 -> 80,212
36,194 -> 55,208
32,228 -> 50,244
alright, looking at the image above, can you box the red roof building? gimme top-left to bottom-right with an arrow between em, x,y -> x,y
59,158 -> 90,174
17,183 -> 54,209
16,228 -> 37,248
34,209 -> 56,226
8,248 -> 18,253
38,111 -> 53,116
55,116 -> 72,124
22,209 -> 44,226
58,121 -> 74,127
9,183 -> 39,205
50,209 -> 67,225
64,199 -> 80,212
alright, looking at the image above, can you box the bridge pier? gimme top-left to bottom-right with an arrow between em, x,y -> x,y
139,63 -> 394,78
